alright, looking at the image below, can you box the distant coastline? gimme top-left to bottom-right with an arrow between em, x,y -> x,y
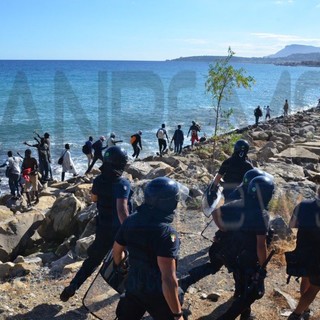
168,51 -> 320,67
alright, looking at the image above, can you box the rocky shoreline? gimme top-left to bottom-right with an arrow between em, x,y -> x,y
0,107 -> 320,319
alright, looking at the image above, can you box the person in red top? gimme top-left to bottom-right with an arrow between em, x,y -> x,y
21,149 -> 39,207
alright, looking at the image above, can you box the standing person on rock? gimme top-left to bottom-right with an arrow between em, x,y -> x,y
171,125 -> 184,154
114,177 -> 184,320
283,99 -> 289,117
0,151 -> 22,199
265,105 -> 272,121
156,124 -> 169,157
286,187 -> 320,320
254,106 -> 262,125
60,146 -> 132,302
21,149 -> 39,207
187,121 -> 200,147
130,130 -> 142,159
60,144 -> 78,181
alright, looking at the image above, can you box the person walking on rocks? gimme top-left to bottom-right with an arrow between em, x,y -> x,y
254,105 -> 262,125
156,124 -> 169,157
60,144 -> 78,181
106,132 -> 123,149
212,139 -> 253,202
85,136 -> 107,174
283,99 -> 289,117
114,177 -> 184,320
82,136 -> 93,168
130,130 -> 142,159
214,176 -> 275,320
171,125 -> 184,154
286,187 -> 320,320
60,146 -> 132,302
187,121 -> 200,147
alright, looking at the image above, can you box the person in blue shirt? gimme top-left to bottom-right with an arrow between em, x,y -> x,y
83,136 -> 93,168
113,177 -> 184,320
171,125 -> 184,154
287,188 -> 320,320
60,146 -> 132,302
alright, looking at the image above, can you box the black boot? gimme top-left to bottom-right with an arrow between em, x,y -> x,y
287,313 -> 302,320
61,172 -> 65,181
60,283 -> 78,302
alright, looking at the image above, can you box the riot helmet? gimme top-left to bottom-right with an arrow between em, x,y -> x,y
233,139 -> 249,158
144,177 -> 180,213
247,175 -> 275,209
242,168 -> 265,193
103,146 -> 128,171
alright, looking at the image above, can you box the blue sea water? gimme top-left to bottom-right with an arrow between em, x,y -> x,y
0,59 -> 319,184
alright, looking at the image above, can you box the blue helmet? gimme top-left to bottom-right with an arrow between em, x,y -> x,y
247,175 -> 275,208
234,139 -> 249,158
103,146 -> 128,171
144,177 -> 180,213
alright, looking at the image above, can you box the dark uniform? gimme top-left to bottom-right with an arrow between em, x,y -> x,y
115,205 -> 180,320
69,175 -> 131,289
215,201 -> 269,320
218,156 -> 253,201
61,146 -> 131,302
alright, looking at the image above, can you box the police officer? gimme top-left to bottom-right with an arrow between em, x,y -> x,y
179,169 -> 270,294
287,187 -> 320,320
212,139 -> 253,202
214,175 -> 274,320
113,177 -> 184,320
60,146 -> 132,301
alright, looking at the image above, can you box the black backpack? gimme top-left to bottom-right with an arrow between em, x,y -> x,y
82,144 -> 90,154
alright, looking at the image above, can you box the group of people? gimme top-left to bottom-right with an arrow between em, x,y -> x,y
253,99 -> 291,126
59,139 -> 320,320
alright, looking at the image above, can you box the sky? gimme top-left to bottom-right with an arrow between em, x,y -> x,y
1,0 -> 320,60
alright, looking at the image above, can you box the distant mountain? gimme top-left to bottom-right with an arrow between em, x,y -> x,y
268,44 -> 320,58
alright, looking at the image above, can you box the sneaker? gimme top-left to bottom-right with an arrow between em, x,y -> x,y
60,284 -> 77,302
288,313 -> 302,320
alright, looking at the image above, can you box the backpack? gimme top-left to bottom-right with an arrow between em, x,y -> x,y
157,129 -> 165,139
130,135 -> 137,145
82,144 -> 90,154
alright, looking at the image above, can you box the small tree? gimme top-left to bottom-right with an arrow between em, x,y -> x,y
205,47 -> 255,138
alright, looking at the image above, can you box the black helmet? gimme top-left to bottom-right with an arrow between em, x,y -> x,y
242,168 -> 265,193
103,146 -> 128,170
234,139 -> 249,158
144,177 -> 180,213
247,175 -> 274,208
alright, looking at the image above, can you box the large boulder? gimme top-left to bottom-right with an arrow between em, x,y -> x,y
38,194 -> 84,242
0,211 -> 45,262
277,146 -> 319,164
126,161 -> 154,180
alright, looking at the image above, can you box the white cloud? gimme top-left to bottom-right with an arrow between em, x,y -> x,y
251,32 -> 320,44
274,0 -> 294,5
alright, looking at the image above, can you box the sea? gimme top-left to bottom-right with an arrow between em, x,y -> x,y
0,59 -> 319,185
